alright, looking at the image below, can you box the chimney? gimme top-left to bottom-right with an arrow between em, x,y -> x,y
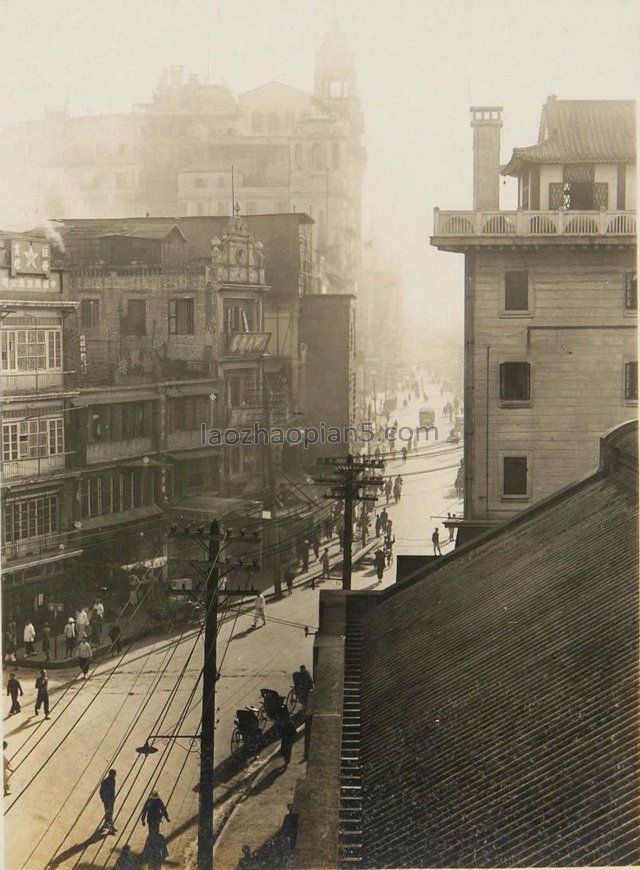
470,106 -> 503,212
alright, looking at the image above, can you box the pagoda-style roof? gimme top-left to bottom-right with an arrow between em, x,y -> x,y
503,97 -> 636,176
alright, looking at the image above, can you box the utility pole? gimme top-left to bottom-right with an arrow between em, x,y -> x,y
314,454 -> 384,591
197,518 -> 219,870
167,520 -> 261,870
262,375 -> 282,598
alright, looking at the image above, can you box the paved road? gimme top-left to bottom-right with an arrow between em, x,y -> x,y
3,383 -> 461,870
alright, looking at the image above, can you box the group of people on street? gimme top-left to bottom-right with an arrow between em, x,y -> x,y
3,599 -> 123,668
96,770 -> 171,869
6,669 -> 51,720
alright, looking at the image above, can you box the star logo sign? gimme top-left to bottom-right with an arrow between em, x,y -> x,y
23,245 -> 39,270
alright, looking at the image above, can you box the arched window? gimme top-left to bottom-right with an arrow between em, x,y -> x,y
311,143 -> 324,172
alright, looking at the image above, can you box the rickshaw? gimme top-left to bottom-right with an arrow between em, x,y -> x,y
230,706 -> 262,754
257,688 -> 288,729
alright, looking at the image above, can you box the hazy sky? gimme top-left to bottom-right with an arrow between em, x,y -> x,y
1,0 -> 638,335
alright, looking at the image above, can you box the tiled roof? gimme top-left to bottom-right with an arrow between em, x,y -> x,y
503,97 -> 636,175
355,422 -> 639,867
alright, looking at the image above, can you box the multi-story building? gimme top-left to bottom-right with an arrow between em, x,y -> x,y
1,24 -> 364,295
0,233 -> 80,634
431,98 -> 636,533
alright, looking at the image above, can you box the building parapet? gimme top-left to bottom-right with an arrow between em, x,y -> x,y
433,208 -> 636,240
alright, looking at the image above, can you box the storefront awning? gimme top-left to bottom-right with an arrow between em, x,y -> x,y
165,447 -> 222,461
72,389 -> 158,407
77,505 -> 164,532
170,494 -> 259,521
165,384 -> 218,398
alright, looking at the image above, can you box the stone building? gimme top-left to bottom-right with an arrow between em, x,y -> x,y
431,98 -> 636,533
0,233 -> 80,635
1,23 -> 364,295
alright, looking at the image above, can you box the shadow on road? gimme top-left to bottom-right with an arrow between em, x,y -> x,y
46,830 -> 107,868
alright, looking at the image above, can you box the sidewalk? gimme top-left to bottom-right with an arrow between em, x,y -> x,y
213,732 -> 305,869
7,532 -> 379,672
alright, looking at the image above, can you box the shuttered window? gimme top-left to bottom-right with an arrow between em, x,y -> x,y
624,362 -> 638,401
168,298 -> 195,335
504,271 -> 529,311
500,363 -> 531,402
625,273 -> 637,310
503,457 -> 528,497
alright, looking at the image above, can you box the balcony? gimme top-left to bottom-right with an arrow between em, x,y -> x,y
87,437 -> 154,464
2,531 -> 70,564
432,209 -> 636,246
224,332 -> 271,357
1,455 -> 66,481
1,371 -> 77,398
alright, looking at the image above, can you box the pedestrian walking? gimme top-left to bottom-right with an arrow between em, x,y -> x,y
432,527 -> 442,557
447,513 -> 455,542
108,621 -> 123,656
293,665 -> 314,708
312,532 -> 320,561
401,446 -> 407,464
3,630 -> 17,664
252,592 -> 266,629
385,479 -> 392,503
374,549 -> 385,581
23,620 -> 36,657
379,508 -> 389,534
35,669 -> 50,719
76,608 -> 89,641
6,673 -> 23,716
41,623 -> 51,662
99,769 -> 117,834
142,831 -> 169,869
3,741 -> 13,796
320,547 -> 330,579
285,568 -> 294,596
77,639 -> 93,678
301,540 -> 309,573
374,513 -> 382,537
393,477 -> 402,504
279,715 -> 297,768
64,618 -> 76,657
140,790 -> 170,836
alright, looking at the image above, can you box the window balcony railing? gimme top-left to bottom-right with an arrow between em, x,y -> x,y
433,209 -> 637,238
2,532 -> 68,563
1,455 -> 66,481
225,332 -> 271,357
0,371 -> 76,396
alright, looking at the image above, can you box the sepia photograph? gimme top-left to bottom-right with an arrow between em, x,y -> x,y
0,1 -> 637,868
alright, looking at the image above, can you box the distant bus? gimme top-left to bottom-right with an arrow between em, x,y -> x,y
418,407 -> 435,428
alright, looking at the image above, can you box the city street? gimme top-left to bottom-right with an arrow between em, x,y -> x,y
3,385 -> 461,870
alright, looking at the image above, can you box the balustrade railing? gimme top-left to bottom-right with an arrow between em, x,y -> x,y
433,209 -> 637,237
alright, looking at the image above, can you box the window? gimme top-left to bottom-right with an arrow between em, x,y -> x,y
81,469 -> 156,518
252,112 -> 264,132
80,299 -> 100,330
500,362 -> 531,402
311,143 -> 324,172
617,164 -> 627,210
624,361 -> 638,401
89,403 -> 152,442
504,271 -> 529,312
332,142 -> 342,170
3,493 -> 59,542
503,457 -> 528,497
293,144 -> 302,170
168,298 -> 195,335
0,329 -> 62,372
194,177 -> 206,189
121,299 -> 146,335
225,305 -> 251,334
4,418 -> 64,461
170,396 -> 210,431
549,166 -> 608,210
625,273 -> 637,311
